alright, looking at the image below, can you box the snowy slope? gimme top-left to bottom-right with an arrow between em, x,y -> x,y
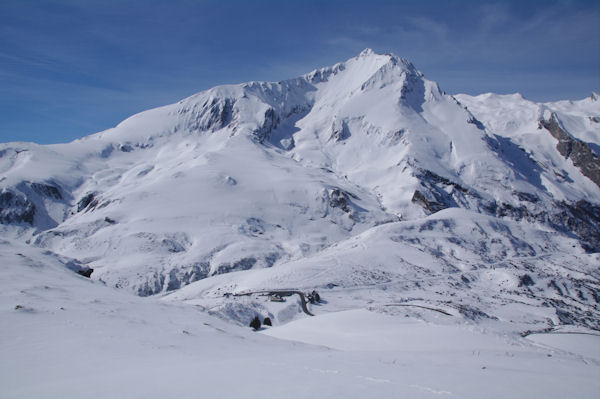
455,92 -> 600,198
1,238 -> 598,399
166,208 -> 600,331
1,50 -> 600,396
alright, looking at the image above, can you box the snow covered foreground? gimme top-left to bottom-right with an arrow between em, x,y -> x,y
1,239 -> 598,398
1,49 -> 600,397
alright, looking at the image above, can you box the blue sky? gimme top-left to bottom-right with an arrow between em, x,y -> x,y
1,0 -> 599,144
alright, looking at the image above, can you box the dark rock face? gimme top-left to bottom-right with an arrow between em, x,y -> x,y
411,168 -> 600,251
308,63 -> 346,84
514,191 -> 539,203
519,274 -> 535,287
183,97 -> 236,133
137,253 -> 276,295
253,107 -> 280,142
327,188 -> 362,222
0,190 -> 35,225
329,119 -> 350,142
548,200 -> 600,252
467,115 -> 486,130
77,193 -> 98,212
30,182 -> 63,200
166,263 -> 210,292
410,169 -> 470,214
249,316 -> 261,330
214,257 -> 258,276
539,113 -> 600,188
329,188 -> 352,214
204,98 -> 234,132
77,268 -> 94,278
1,181 -> 69,226
456,304 -> 497,321
136,272 -> 166,297
411,190 -> 448,214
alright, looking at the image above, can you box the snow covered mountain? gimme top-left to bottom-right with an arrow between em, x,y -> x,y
2,48 -> 598,288
1,49 -> 600,396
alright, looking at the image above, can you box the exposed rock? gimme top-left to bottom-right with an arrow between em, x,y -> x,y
77,268 -> 94,278
548,280 -> 564,295
77,193 -> 98,212
119,143 -> 134,152
0,190 -> 35,225
329,118 -> 350,142
467,115 -> 485,130
411,190 -> 448,214
514,191 -> 539,203
327,188 -> 361,221
249,315 -> 261,330
329,188 -> 352,213
253,107 -> 280,142
137,271 -> 166,297
161,237 -> 187,253
214,257 -> 257,275
547,200 -> 600,252
166,263 -> 210,291
410,169 -> 470,214
239,217 -> 265,237
30,182 -> 63,200
539,113 -> 600,187
456,304 -> 498,321
186,97 -> 236,133
518,274 -> 535,287
410,169 -> 600,251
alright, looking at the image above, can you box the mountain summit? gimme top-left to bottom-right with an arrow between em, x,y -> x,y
1,50 -> 599,332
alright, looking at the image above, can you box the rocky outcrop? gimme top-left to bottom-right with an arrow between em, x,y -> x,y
326,188 -> 362,222
253,107 -> 280,142
411,190 -> 448,214
181,97 -> 236,133
410,169 -> 472,214
0,181 -> 71,229
30,182 -> 63,200
539,113 -> 600,187
329,118 -> 350,142
411,169 -> 600,251
0,189 -> 35,225
165,263 -> 211,292
77,192 -> 98,212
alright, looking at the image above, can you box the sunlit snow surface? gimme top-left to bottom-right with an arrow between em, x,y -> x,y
1,239 -> 599,398
1,50 -> 600,397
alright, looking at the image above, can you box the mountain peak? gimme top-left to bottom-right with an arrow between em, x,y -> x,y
358,48 -> 376,57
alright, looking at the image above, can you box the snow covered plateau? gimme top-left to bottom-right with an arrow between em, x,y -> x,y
1,49 -> 599,398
